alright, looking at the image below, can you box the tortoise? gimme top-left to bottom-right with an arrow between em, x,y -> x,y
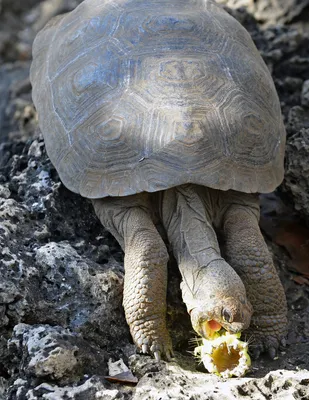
30,0 -> 287,361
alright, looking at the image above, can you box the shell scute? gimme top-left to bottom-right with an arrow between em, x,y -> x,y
51,42 -> 124,132
48,3 -> 119,79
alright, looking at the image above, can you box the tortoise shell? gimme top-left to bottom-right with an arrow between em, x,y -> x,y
30,0 -> 286,198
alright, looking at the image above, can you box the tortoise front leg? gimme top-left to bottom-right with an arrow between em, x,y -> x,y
92,194 -> 172,360
221,193 -> 288,359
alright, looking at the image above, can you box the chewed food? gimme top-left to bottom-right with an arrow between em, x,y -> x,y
194,332 -> 251,378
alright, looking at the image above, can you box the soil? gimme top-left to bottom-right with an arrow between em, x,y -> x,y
0,1 -> 309,399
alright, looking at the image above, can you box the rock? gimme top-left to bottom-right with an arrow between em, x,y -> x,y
9,324 -> 82,383
301,79 -> 309,107
233,370 -> 309,399
34,241 -> 125,341
0,63 -> 31,141
217,0 -> 309,26
0,0 -> 309,399
129,355 -> 309,400
7,323 -> 108,388
0,0 -> 84,65
27,0 -> 84,33
108,359 -> 130,376
0,184 -> 10,198
284,129 -> 309,219
288,106 -> 309,133
1,0 -> 43,14
8,376 -> 124,400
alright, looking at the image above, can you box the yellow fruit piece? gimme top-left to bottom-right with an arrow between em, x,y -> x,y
194,332 -> 251,378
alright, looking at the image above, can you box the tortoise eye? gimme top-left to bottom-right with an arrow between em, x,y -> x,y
222,308 -> 233,323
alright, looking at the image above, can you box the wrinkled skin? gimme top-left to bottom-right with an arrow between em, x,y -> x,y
93,184 -> 287,361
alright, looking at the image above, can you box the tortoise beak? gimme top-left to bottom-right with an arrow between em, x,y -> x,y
201,320 -> 222,339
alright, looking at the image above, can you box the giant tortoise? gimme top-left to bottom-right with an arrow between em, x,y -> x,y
30,0 -> 287,361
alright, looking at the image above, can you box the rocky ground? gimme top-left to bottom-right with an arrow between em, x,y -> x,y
0,0 -> 309,399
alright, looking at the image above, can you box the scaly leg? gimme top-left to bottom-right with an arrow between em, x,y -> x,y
221,192 -> 288,358
92,193 -> 172,360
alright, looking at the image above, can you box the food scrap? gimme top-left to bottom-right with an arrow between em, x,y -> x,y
194,332 -> 251,378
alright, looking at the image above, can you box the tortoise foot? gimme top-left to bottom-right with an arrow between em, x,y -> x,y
245,314 -> 287,360
131,321 -> 174,361
249,335 -> 281,360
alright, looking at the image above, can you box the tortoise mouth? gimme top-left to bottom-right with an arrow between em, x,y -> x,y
200,318 -> 245,339
201,320 -> 223,339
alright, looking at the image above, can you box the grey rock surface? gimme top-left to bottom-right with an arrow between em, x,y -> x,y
301,79 -> 309,107
8,377 -> 124,400
0,63 -> 32,142
130,355 -> 309,400
0,0 -> 309,399
284,129 -> 309,219
218,0 -> 309,26
8,323 -> 107,384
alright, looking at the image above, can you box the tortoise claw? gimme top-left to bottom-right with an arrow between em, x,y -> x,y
154,351 -> 161,362
246,322 -> 287,360
131,322 -> 173,361
135,334 -> 173,361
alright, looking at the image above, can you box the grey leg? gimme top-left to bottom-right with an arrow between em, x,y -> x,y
92,193 -> 172,360
221,192 -> 288,358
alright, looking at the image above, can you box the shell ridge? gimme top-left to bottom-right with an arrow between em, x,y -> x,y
68,73 -> 130,134
39,14 -> 75,147
50,32 -> 109,82
48,72 -> 73,147
49,1 -> 122,80
46,14 -> 71,84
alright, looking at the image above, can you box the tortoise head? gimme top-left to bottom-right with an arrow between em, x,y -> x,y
189,294 -> 253,339
181,261 -> 253,340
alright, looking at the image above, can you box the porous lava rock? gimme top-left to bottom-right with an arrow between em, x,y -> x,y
0,0 -> 309,399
